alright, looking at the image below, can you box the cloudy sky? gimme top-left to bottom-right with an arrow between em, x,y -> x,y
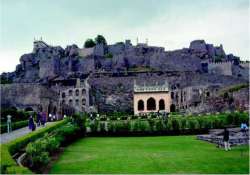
1,0 -> 249,73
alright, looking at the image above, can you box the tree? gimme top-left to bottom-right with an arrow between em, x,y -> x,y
84,39 -> 96,48
95,35 -> 107,45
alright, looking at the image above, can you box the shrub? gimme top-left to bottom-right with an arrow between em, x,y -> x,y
211,118 -> 223,129
139,120 -> 150,132
203,118 -> 213,129
44,135 -> 60,154
172,118 -> 180,131
26,140 -> 51,167
166,119 -> 173,131
155,119 -> 164,133
100,122 -> 106,132
71,113 -> 87,132
188,119 -> 199,130
89,120 -> 98,133
180,118 -> 187,130
115,121 -> 130,133
148,119 -> 156,132
226,113 -> 234,125
1,120 -> 29,133
7,120 -> 66,155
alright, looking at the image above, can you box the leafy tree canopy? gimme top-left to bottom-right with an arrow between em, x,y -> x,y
84,39 -> 96,48
95,35 -> 107,45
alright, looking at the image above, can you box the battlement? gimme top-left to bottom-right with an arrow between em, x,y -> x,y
240,61 -> 250,68
208,61 -> 233,76
208,61 -> 233,65
134,80 -> 169,93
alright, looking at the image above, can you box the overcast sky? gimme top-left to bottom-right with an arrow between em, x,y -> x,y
1,0 -> 249,73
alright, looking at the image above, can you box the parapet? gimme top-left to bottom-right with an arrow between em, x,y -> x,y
134,80 -> 169,93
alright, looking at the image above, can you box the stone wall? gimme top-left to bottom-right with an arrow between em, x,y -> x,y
208,62 -> 232,76
1,83 -> 59,115
88,72 -> 247,113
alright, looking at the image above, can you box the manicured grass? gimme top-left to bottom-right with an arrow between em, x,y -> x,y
50,136 -> 249,174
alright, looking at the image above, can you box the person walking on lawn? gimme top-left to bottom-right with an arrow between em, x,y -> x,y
223,128 -> 231,151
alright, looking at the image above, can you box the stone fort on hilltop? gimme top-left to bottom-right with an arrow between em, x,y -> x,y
1,37 -> 249,117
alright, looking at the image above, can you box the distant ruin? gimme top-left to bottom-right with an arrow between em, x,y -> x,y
1,36 -> 249,116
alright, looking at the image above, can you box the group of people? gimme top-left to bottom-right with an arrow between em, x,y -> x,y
28,112 -> 52,131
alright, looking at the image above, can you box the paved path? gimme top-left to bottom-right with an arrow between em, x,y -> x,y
0,122 -> 53,144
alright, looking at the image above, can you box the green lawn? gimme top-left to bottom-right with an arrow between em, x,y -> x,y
50,136 -> 249,174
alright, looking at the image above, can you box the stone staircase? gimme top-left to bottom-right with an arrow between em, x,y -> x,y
197,128 -> 249,147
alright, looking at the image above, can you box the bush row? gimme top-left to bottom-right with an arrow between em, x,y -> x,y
0,120 -> 29,133
88,112 -> 249,136
26,123 -> 81,170
1,108 -> 34,122
0,120 -> 67,174
25,113 -> 87,172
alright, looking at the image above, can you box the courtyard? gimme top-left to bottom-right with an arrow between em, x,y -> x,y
50,136 -> 249,174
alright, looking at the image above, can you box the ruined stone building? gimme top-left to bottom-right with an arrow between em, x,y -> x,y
1,37 -> 249,115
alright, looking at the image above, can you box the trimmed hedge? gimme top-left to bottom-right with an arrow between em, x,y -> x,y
7,120 -> 67,155
88,111 -> 249,136
0,120 -> 67,174
1,120 -> 29,133
1,108 -> 32,123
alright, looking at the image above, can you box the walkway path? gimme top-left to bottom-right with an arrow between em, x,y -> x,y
0,122 -> 53,144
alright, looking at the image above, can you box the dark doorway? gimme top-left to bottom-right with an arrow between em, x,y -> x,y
25,107 -> 33,111
159,99 -> 165,110
48,103 -> 53,114
170,104 -> 176,112
138,100 -> 144,111
147,97 -> 156,111
53,106 -> 57,114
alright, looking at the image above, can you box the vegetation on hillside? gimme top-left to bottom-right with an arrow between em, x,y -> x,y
84,34 -> 107,48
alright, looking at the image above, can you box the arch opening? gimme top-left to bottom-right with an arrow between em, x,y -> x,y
25,107 -> 33,112
170,104 -> 176,112
138,100 -> 144,111
147,97 -> 156,111
159,99 -> 165,110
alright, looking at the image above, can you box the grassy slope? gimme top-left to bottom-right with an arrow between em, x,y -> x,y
50,136 -> 249,174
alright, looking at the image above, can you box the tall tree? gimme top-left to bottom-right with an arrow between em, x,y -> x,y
84,39 -> 96,48
95,35 -> 107,45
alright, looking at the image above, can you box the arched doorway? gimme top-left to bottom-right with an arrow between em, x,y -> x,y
25,107 -> 33,112
147,97 -> 156,111
170,104 -> 176,112
48,102 -> 53,115
53,106 -> 57,114
138,100 -> 144,111
159,99 -> 165,110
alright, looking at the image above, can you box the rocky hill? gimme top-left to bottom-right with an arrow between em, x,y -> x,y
1,36 -> 249,114
1,37 -> 248,83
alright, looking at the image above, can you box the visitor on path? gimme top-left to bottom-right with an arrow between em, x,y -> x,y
37,112 -> 42,126
41,112 -> 46,126
223,128 -> 231,151
49,113 -> 52,121
53,114 -> 56,121
240,123 -> 248,136
28,116 -> 36,131
7,115 -> 12,133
